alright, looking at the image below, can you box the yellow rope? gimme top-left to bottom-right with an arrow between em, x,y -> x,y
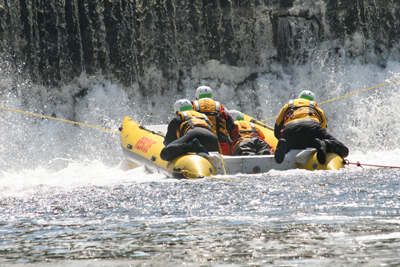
318,78 -> 400,105
261,78 -> 400,122
218,143 -> 227,175
0,106 -> 119,133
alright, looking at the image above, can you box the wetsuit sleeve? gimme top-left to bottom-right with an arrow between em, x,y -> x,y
164,116 -> 183,145
274,103 -> 289,139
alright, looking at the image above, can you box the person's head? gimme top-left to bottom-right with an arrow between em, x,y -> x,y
173,99 -> 193,114
228,110 -> 244,121
298,90 -> 315,101
195,86 -> 213,100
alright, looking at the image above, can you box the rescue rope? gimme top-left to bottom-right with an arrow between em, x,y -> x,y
0,106 -> 119,133
261,78 -> 400,122
218,143 -> 227,175
345,160 -> 400,169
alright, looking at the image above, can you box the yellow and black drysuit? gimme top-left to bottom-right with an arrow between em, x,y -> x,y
231,121 -> 273,156
274,98 -> 349,158
192,99 -> 239,155
161,110 -> 219,161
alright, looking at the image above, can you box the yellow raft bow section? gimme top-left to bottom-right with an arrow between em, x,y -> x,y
120,116 -> 345,179
120,117 -> 215,178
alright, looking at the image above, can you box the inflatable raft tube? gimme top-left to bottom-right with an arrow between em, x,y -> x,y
242,114 -> 345,171
120,117 -> 216,179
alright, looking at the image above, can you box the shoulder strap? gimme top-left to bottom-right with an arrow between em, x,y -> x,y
309,101 -> 315,116
193,100 -> 200,111
215,101 -> 220,113
182,111 -> 195,129
284,100 -> 295,119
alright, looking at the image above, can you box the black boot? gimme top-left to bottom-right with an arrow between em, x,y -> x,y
322,139 -> 332,152
189,138 -> 209,156
274,139 -> 287,164
312,138 -> 326,164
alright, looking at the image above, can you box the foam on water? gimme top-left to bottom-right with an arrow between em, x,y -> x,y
0,161 -> 171,198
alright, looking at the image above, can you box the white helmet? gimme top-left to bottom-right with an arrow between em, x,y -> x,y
229,110 -> 244,121
173,99 -> 193,113
195,86 -> 213,100
298,90 -> 315,101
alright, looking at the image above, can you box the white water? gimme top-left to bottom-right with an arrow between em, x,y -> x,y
1,55 -> 400,198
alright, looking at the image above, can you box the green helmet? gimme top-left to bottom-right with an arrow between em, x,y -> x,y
298,90 -> 315,101
195,86 -> 213,100
228,110 -> 244,121
173,99 -> 193,113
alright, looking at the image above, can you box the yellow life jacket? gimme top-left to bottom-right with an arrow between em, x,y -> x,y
192,99 -> 229,137
283,99 -> 326,128
236,121 -> 259,139
176,110 -> 214,138
231,121 -> 265,152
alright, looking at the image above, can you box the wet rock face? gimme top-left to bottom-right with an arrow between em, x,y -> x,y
1,0 -> 399,90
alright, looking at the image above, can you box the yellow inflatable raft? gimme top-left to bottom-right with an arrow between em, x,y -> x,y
119,115 -> 345,179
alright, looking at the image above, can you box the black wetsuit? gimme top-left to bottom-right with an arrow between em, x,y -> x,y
160,115 -> 219,161
233,138 -> 272,156
280,119 -> 349,158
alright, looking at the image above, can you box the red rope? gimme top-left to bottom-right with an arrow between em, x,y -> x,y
344,159 -> 400,169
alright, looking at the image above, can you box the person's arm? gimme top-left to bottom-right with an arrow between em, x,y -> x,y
221,105 -> 239,142
274,104 -> 288,139
315,105 -> 327,129
164,116 -> 182,145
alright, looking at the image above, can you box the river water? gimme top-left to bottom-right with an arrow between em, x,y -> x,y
1,160 -> 400,266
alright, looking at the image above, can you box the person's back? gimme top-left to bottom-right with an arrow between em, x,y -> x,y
174,110 -> 214,139
274,90 -> 349,164
191,86 -> 239,155
235,120 -> 266,141
192,98 -> 230,141
160,99 -> 219,161
274,97 -> 327,140
229,110 -> 273,156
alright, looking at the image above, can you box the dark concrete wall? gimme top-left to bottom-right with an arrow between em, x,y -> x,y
1,0 -> 399,93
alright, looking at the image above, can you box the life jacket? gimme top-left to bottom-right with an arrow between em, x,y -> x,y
283,99 -> 326,128
236,121 -> 258,139
231,121 -> 266,153
176,110 -> 214,138
192,99 -> 230,138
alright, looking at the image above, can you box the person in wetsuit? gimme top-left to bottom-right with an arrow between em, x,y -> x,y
191,86 -> 239,155
228,110 -> 273,156
274,90 -> 349,164
160,99 -> 219,161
